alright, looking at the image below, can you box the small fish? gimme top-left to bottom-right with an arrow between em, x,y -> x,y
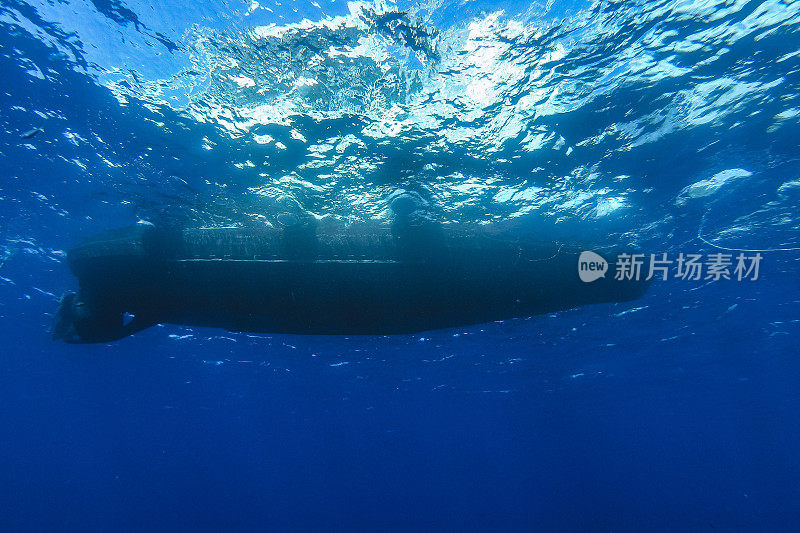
21,127 -> 44,139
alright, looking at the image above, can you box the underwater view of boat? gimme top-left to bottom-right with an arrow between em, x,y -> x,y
54,220 -> 648,342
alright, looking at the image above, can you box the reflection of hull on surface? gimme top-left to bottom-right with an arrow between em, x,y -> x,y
55,223 -> 649,342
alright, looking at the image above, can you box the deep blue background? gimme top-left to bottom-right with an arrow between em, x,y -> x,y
2,0 -> 800,531
2,260 -> 798,531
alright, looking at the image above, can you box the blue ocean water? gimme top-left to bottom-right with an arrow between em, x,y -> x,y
1,0 -> 800,530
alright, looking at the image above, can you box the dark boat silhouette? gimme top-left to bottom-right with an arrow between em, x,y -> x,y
53,218 -> 649,343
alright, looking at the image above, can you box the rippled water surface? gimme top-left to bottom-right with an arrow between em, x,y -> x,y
1,0 -> 799,530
